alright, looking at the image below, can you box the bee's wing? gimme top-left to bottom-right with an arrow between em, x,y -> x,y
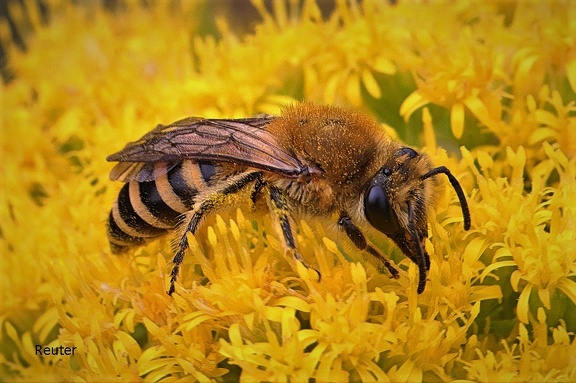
107,116 -> 303,182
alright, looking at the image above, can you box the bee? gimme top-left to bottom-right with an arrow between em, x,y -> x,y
107,103 -> 471,295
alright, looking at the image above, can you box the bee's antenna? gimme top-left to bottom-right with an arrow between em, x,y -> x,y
421,166 -> 471,230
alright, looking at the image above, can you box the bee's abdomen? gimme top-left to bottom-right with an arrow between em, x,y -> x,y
107,161 -> 215,253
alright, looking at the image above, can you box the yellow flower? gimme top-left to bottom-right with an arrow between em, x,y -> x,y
527,87 -> 576,158
399,5 -> 510,139
507,3 -> 576,96
463,144 -> 576,327
458,309 -> 576,381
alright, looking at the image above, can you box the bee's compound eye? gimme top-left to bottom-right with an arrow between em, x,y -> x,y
364,184 -> 401,236
396,147 -> 418,158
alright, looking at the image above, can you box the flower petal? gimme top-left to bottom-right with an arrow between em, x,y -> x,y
400,91 -> 429,122
372,55 -> 396,75
451,102 -> 465,139
361,69 -> 382,99
464,96 -> 497,130
517,283 -> 533,324
557,278 -> 576,306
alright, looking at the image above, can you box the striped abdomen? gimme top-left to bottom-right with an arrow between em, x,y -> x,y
107,160 -> 216,253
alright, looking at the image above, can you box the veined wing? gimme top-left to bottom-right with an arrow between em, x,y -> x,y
107,116 -> 304,182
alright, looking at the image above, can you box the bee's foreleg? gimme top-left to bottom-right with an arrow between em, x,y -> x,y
267,186 -> 320,279
338,212 -> 400,280
168,171 -> 262,296
406,201 -> 428,294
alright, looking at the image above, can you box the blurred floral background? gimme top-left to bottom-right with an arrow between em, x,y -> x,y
1,0 -> 575,381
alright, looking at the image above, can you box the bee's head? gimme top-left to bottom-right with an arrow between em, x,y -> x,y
363,147 -> 471,293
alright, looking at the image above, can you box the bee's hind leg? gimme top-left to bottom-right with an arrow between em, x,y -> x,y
168,171 -> 262,296
267,185 -> 321,280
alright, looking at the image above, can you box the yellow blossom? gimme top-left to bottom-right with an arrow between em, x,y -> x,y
463,144 -> 576,326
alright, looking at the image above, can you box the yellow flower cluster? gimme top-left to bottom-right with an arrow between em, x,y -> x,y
1,1 -> 575,381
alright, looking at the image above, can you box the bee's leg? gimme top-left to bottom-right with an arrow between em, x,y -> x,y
168,171 -> 262,295
338,212 -> 400,279
407,201 -> 428,294
268,185 -> 320,278
250,175 -> 266,206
